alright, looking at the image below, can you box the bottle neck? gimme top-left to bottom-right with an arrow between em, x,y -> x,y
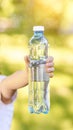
34,31 -> 44,37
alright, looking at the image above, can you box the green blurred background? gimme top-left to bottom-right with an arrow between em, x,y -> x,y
0,0 -> 73,130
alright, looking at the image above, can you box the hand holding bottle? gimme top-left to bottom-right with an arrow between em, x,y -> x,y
24,55 -> 54,79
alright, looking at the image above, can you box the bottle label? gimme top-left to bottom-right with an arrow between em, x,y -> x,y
30,64 -> 49,82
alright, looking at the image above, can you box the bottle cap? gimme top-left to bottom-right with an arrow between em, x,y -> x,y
33,26 -> 44,31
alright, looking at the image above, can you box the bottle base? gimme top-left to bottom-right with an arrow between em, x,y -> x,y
28,106 -> 49,114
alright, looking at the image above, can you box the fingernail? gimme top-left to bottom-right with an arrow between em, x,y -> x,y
48,68 -> 54,72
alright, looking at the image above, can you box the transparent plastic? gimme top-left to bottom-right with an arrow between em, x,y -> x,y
28,26 -> 50,114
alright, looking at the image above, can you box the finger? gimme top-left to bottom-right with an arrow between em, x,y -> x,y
46,67 -> 55,73
49,73 -> 54,78
46,56 -> 54,63
46,62 -> 54,67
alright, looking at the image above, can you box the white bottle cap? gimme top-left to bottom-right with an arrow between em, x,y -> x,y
33,26 -> 44,31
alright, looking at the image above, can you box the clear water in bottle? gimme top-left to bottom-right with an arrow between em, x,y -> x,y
28,26 -> 50,114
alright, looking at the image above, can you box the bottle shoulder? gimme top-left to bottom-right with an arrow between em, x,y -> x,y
29,35 -> 48,45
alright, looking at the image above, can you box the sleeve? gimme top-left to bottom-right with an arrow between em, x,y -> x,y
0,75 -> 17,130
0,96 -> 15,130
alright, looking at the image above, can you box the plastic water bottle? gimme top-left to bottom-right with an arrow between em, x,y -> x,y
28,26 -> 50,114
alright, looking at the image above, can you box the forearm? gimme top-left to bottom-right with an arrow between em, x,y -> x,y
2,70 -> 28,89
0,70 -> 28,103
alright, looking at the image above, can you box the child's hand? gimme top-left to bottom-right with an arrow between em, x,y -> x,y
24,56 -> 54,78
45,56 -> 54,78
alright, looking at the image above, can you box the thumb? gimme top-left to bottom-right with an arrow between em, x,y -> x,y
24,55 -> 29,66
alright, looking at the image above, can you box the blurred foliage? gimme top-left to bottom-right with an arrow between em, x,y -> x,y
0,0 -> 73,130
